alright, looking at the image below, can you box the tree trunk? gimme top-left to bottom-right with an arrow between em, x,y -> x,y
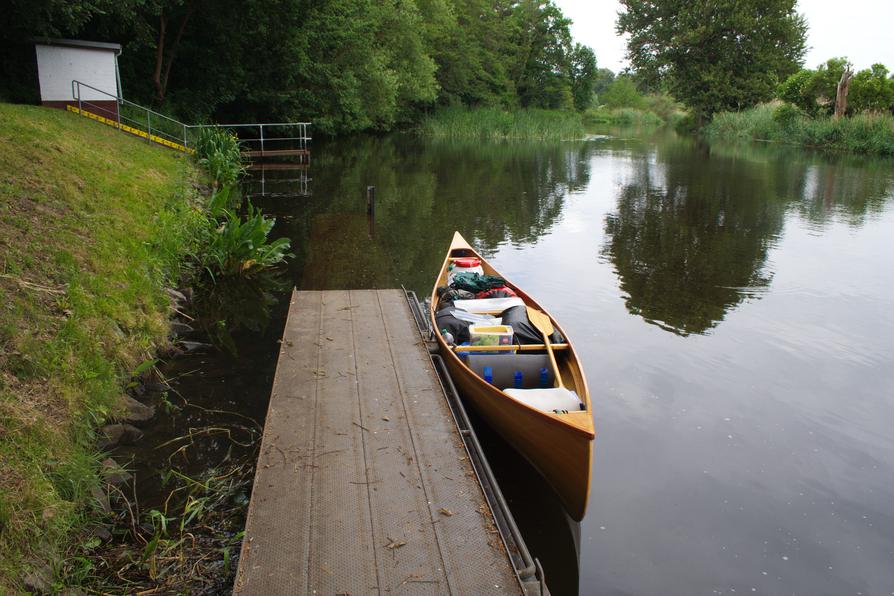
152,12 -> 167,103
834,66 -> 854,120
151,3 -> 195,105
161,4 -> 195,98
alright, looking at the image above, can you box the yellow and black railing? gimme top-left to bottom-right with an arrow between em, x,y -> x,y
66,105 -> 193,153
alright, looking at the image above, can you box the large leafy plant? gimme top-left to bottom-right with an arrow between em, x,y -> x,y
204,203 -> 293,278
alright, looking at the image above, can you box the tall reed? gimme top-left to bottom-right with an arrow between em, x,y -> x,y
418,107 -> 585,141
705,104 -> 894,156
584,107 -> 665,127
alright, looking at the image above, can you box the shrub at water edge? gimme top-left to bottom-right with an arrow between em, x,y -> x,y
193,127 -> 244,188
201,202 -> 293,279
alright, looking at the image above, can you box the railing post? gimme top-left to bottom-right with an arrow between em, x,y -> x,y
183,124 -> 188,149
147,112 -> 152,144
260,124 -> 265,154
76,82 -> 82,113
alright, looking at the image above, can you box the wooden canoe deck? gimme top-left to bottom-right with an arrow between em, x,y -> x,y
234,289 -> 522,595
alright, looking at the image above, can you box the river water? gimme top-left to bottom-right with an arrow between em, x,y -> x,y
175,129 -> 894,595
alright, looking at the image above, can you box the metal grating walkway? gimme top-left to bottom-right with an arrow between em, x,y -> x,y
234,289 -> 523,595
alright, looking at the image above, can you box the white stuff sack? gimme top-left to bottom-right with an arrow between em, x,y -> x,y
452,311 -> 501,325
504,387 -> 584,413
452,297 -> 525,314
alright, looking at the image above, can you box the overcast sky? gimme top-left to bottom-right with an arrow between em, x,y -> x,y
554,0 -> 894,73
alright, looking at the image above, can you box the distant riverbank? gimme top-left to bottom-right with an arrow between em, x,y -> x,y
417,105 -> 681,141
417,107 -> 586,141
705,104 -> 894,157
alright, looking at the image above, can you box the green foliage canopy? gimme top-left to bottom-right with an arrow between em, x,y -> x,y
570,44 -> 598,111
600,76 -> 644,109
617,0 -> 807,122
2,0 -> 607,133
850,64 -> 894,113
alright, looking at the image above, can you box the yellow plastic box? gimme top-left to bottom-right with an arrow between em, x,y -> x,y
469,324 -> 515,353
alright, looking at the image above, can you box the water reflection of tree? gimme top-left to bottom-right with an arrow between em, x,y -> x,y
260,134 -> 596,294
707,142 -> 894,227
602,148 -> 785,335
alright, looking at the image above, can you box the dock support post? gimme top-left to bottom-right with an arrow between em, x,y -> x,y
366,186 -> 376,218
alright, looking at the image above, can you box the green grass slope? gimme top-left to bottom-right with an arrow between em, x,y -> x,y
0,104 -> 203,591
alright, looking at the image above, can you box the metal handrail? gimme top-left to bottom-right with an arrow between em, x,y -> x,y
70,80 -> 312,156
190,122 -> 312,128
72,80 -> 189,148
188,122 -> 312,153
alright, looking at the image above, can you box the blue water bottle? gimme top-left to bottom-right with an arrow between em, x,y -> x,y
539,367 -> 550,388
514,370 -> 523,389
483,366 -> 493,385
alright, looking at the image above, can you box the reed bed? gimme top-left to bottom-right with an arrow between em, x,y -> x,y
584,107 -> 665,127
418,107 -> 586,141
705,104 -> 894,156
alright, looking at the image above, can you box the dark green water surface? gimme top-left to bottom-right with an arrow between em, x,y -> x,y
240,130 -> 894,595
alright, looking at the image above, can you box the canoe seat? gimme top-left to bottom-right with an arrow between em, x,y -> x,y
504,388 -> 584,413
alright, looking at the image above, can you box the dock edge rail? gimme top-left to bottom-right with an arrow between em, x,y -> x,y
403,288 -> 549,596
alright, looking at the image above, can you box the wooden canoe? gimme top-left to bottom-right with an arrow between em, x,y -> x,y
430,231 -> 594,521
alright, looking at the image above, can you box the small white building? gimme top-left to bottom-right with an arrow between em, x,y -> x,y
34,38 -> 122,118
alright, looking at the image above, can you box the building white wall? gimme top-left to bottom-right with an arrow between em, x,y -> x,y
35,45 -> 118,102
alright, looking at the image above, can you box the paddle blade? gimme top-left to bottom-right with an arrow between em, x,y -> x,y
526,306 -> 554,337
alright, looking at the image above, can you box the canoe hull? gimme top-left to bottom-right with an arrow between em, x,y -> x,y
431,231 -> 594,521
439,345 -> 593,520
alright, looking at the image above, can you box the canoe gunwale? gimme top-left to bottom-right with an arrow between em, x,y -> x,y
430,232 -> 595,520
429,233 -> 594,438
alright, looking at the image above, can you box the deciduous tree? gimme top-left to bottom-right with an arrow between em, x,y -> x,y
570,44 -> 597,111
617,0 -> 807,123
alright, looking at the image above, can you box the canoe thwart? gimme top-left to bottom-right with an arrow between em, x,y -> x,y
453,343 -> 570,353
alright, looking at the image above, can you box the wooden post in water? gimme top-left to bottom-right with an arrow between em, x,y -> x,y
366,185 -> 376,217
367,185 -> 376,239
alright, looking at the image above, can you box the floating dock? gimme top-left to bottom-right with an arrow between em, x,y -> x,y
234,289 -> 527,595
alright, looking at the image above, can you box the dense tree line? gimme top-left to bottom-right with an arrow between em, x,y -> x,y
1,0 -> 600,133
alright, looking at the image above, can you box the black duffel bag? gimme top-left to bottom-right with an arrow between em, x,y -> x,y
500,305 -> 564,345
434,306 -> 472,344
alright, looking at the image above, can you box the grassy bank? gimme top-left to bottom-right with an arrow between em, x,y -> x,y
0,104 -> 205,590
705,104 -> 894,156
418,107 -> 585,141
